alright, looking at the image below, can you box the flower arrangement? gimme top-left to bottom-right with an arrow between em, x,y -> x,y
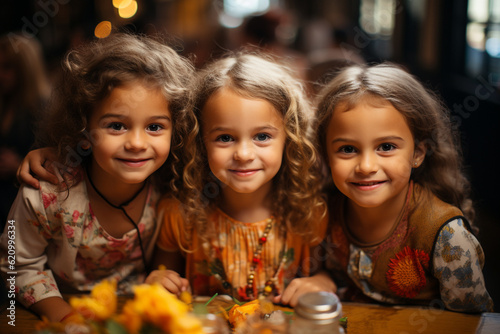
227,298 -> 275,329
35,280 -> 205,334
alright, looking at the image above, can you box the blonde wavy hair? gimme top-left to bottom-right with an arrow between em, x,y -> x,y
178,52 -> 327,241
315,62 -> 475,224
38,32 -> 195,192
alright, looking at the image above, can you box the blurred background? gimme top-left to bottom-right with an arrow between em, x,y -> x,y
1,0 -> 499,312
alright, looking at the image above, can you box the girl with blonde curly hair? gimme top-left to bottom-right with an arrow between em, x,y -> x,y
147,52 -> 335,306
316,62 -> 493,312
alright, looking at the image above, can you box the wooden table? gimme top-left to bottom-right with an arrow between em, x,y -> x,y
1,295 -> 498,334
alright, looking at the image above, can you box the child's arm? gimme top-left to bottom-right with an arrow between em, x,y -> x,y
273,206 -> 336,306
17,147 -> 60,189
433,218 -> 494,312
0,185 -> 67,320
145,248 -> 190,296
273,270 -> 337,307
149,198 -> 191,296
30,297 -> 74,322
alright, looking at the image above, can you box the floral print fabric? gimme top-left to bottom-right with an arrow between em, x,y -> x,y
342,218 -> 493,312
386,246 -> 430,298
433,219 -> 493,312
0,180 -> 160,308
325,182 -> 494,312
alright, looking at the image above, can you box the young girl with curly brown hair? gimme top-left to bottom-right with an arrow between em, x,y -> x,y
316,62 -> 493,312
0,33 -> 194,322
146,53 -> 335,306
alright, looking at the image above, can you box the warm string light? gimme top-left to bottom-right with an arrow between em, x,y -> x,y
94,1 -> 139,38
113,0 -> 138,19
113,0 -> 132,8
95,21 -> 112,38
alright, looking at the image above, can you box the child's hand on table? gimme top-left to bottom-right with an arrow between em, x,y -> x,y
145,266 -> 190,297
272,271 -> 337,307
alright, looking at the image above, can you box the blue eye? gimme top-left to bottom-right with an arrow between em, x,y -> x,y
216,135 -> 233,142
255,133 -> 270,141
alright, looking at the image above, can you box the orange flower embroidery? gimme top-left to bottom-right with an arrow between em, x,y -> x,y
386,246 -> 430,298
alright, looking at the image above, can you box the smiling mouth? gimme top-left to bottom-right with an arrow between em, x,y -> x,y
118,158 -> 151,166
229,169 -> 259,176
351,181 -> 386,186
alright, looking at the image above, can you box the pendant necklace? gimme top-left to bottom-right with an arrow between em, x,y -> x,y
86,171 -> 148,271
214,217 -> 288,300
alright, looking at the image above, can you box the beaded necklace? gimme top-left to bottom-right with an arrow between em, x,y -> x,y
213,217 -> 288,300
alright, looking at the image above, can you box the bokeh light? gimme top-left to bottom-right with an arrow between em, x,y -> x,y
118,0 -> 138,19
486,32 -> 500,58
94,21 -> 112,38
467,22 -> 486,51
113,0 -> 133,9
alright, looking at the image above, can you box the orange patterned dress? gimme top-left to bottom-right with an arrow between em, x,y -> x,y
156,198 -> 327,301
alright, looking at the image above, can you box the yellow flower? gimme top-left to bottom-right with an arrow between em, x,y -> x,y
39,281 -> 206,334
69,280 -> 117,321
228,299 -> 261,328
117,283 -> 204,334
116,301 -> 143,334
170,314 -> 206,334
180,290 -> 193,305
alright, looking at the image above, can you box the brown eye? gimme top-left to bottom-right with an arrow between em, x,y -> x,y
339,145 -> 356,154
108,122 -> 125,131
216,135 -> 233,142
147,124 -> 162,132
379,143 -> 396,151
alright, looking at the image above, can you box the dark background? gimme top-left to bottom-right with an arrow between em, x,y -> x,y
1,0 -> 499,312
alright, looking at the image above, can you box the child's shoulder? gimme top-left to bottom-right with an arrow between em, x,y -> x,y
13,181 -> 89,223
19,180 -> 70,201
158,195 -> 181,205
412,183 -> 463,217
28,168 -> 86,197
157,196 -> 183,212
39,180 -> 87,203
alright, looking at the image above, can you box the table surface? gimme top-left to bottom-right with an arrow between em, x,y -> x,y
1,295 -> 498,334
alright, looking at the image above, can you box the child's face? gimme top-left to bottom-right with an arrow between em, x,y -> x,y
325,96 -> 425,210
201,88 -> 286,197
87,82 -> 172,186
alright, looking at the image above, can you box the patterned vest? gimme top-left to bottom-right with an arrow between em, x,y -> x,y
326,182 -> 468,303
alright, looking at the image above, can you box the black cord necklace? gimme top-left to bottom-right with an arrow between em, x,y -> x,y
86,170 -> 148,271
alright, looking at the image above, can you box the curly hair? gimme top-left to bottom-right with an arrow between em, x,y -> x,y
38,32 -> 195,192
179,52 -> 326,241
315,62 -> 474,224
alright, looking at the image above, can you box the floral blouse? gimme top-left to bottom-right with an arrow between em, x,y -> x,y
333,219 -> 494,312
156,198 -> 327,301
325,183 -> 493,313
0,180 -> 161,308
